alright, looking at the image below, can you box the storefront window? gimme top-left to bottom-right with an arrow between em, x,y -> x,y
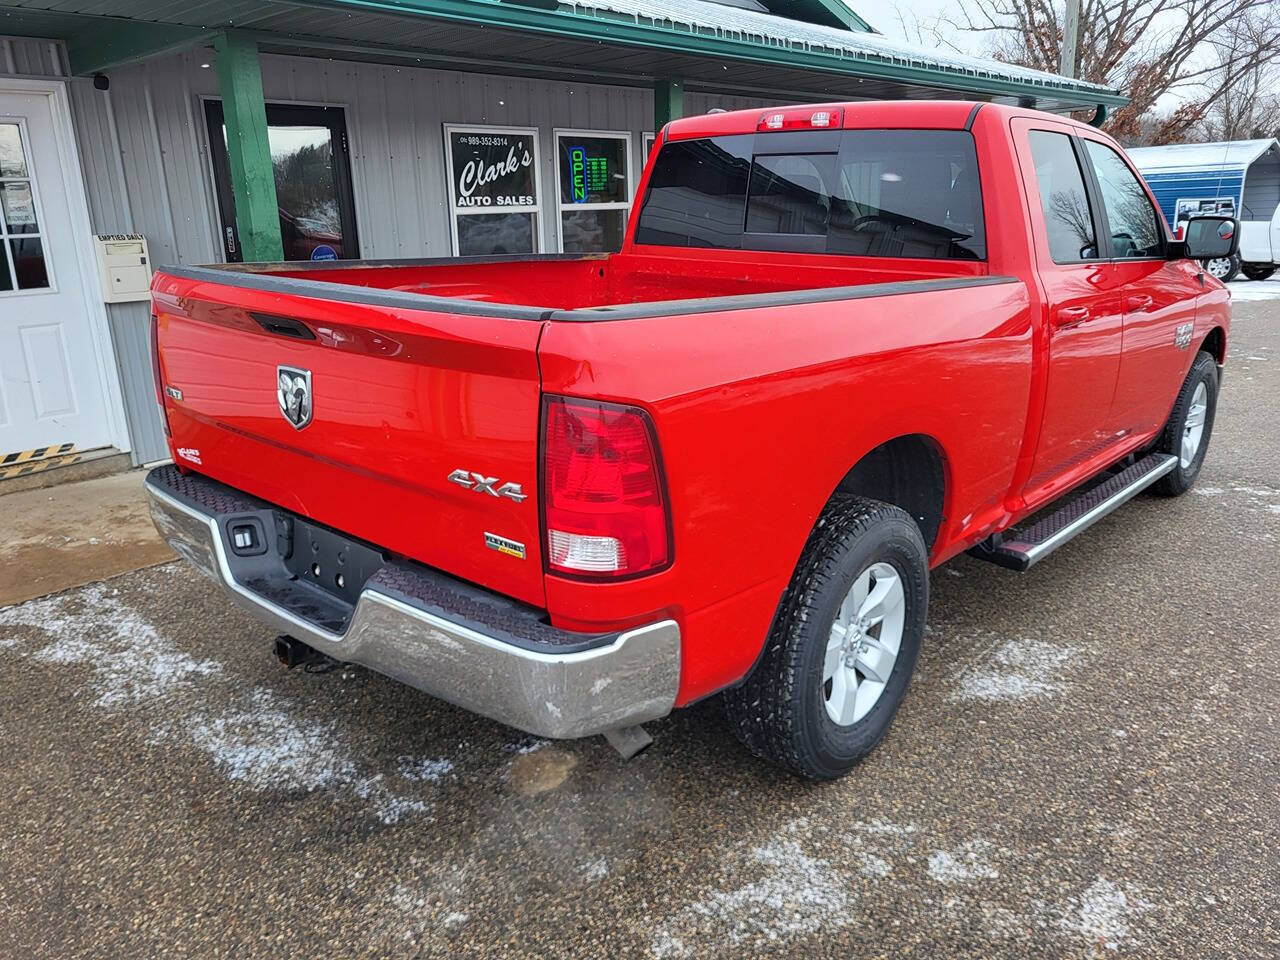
445,126 -> 541,256
555,131 -> 632,253
204,102 -> 360,263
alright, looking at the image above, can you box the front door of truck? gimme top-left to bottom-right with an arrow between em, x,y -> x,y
1077,135 -> 1202,439
1014,121 -> 1125,502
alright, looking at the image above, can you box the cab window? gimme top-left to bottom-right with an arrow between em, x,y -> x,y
1083,141 -> 1163,258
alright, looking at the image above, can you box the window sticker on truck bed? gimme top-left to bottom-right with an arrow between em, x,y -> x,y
484,532 -> 526,561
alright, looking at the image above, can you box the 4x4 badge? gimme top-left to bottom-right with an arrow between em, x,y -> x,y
1174,322 -> 1194,350
448,468 -> 527,502
277,366 -> 313,429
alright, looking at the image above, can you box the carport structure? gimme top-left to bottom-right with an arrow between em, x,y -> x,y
5,0 -> 1125,264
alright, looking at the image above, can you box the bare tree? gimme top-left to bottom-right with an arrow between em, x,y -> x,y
923,0 -> 1280,143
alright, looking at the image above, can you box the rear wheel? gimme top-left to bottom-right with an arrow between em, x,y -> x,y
1202,255 -> 1240,282
1152,350 -> 1219,497
724,496 -> 928,780
1241,263 -> 1276,282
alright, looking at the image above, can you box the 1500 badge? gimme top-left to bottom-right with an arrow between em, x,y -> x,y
448,468 -> 527,502
1175,321 -> 1194,350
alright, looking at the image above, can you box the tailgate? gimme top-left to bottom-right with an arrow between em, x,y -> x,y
151,269 -> 548,607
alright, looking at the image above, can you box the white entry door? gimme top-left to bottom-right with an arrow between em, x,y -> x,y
0,87 -> 116,459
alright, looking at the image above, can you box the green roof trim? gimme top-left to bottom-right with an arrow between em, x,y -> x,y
301,0 -> 1127,107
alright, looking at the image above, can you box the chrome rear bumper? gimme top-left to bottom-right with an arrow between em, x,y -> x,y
144,469 -> 679,739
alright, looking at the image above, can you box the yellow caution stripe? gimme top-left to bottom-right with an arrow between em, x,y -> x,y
1,442 -> 76,466
0,451 -> 83,480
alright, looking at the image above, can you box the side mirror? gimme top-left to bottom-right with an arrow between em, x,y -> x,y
1175,215 -> 1239,260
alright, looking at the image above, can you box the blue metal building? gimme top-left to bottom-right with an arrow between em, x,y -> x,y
1129,139 -> 1280,276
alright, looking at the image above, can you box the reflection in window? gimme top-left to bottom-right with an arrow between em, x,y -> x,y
1028,131 -> 1098,263
634,130 -> 985,260
1084,141 -> 1162,258
634,135 -> 752,249
746,153 -> 837,236
0,122 -> 50,292
456,212 -> 536,256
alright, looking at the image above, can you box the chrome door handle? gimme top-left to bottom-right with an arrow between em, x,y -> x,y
1055,305 -> 1091,328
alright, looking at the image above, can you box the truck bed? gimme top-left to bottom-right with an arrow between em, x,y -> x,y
164,249 -> 989,316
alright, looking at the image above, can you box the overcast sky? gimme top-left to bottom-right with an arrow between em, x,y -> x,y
854,0 -> 984,54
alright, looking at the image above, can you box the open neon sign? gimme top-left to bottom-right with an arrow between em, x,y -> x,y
569,145 -> 610,204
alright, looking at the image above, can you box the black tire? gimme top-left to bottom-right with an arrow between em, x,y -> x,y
724,496 -> 928,780
1202,255 -> 1240,283
1241,263 -> 1277,282
1152,350 -> 1219,497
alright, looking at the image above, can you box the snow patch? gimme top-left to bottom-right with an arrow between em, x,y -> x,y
651,827 -> 854,956
927,840 -> 1000,884
1058,877 -> 1153,951
952,637 -> 1079,702
856,852 -> 893,878
1,583 -> 220,706
581,857 -> 610,881
397,755 -> 455,783
189,689 -> 428,823
2,579 -> 436,825
503,735 -> 550,755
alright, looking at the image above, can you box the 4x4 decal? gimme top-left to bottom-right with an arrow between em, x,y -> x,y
448,469 -> 527,502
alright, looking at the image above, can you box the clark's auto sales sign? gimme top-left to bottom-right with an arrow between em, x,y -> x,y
449,131 -> 538,209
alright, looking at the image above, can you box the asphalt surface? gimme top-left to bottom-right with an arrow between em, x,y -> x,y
2,298 -> 1278,959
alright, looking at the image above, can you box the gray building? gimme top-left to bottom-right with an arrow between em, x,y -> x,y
0,1 -> 1124,471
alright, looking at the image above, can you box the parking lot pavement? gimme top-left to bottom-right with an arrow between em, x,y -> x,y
2,302 -> 1278,960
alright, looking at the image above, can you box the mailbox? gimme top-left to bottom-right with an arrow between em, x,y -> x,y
92,234 -> 153,303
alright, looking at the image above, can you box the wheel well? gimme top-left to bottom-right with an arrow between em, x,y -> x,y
832,435 -> 947,551
1201,326 -> 1226,365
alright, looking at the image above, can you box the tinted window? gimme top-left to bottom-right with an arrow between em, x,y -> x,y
634,129 -> 985,259
746,153 -> 838,236
1084,141 -> 1163,258
1027,130 -> 1098,263
633,135 -> 751,248
829,130 -> 984,260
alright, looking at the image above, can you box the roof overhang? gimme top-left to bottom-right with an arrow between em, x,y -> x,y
0,0 -> 1126,113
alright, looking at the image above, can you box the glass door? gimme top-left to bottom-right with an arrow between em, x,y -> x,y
205,102 -> 360,262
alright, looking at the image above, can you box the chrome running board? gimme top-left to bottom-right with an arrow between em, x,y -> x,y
969,453 -> 1178,572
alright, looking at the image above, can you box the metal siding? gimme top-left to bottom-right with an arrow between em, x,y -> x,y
64,76 -> 173,463
1140,170 -> 1245,224
1,35 -> 65,76
1241,152 -> 1280,221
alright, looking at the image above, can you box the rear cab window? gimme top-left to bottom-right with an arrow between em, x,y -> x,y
634,129 -> 986,260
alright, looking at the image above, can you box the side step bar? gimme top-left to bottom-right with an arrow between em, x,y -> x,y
969,453 -> 1178,571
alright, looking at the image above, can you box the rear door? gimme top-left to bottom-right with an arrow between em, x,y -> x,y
1013,119 -> 1124,497
152,272 -> 547,606
1077,136 -> 1201,439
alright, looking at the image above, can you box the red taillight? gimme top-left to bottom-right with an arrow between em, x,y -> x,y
757,107 -> 843,131
541,396 -> 670,579
150,313 -> 171,438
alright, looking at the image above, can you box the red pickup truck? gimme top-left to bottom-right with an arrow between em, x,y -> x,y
146,101 -> 1233,779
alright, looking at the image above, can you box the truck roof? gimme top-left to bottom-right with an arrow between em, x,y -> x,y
663,100 -> 1094,141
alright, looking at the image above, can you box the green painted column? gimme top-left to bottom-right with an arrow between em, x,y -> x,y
213,32 -> 283,262
654,79 -> 684,134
